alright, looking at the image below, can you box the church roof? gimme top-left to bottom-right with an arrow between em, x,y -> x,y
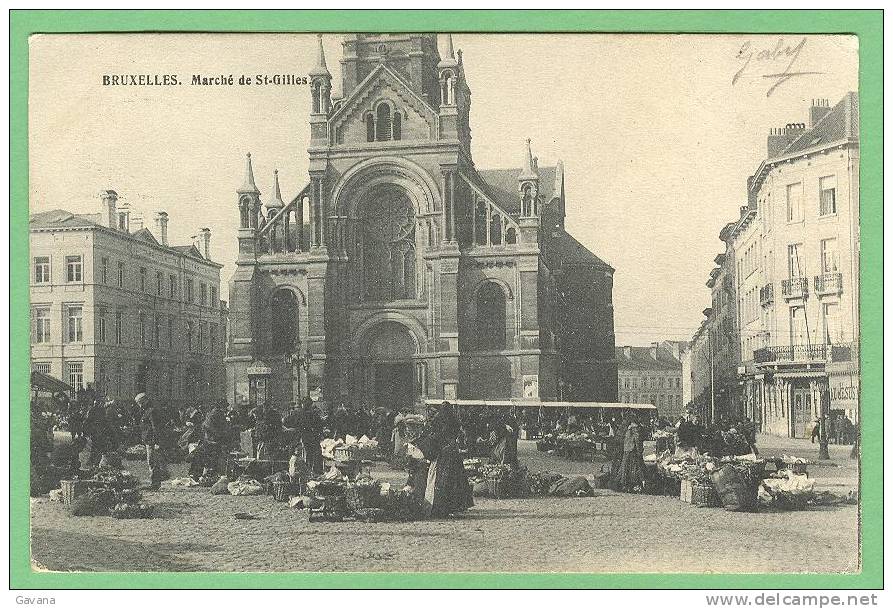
542,229 -> 614,272
474,165 -> 558,216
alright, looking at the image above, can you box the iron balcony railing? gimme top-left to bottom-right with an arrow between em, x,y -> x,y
753,343 -> 828,364
781,277 -> 809,299
759,283 -> 774,307
814,272 -> 843,295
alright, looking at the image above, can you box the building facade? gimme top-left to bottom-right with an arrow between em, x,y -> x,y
738,94 -> 860,437
225,34 -> 617,411
30,192 -> 226,408
616,343 -> 684,419
690,227 -> 742,425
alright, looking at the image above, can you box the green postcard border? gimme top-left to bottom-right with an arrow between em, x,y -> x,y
9,9 -> 883,590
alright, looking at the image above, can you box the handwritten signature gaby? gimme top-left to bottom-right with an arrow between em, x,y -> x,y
733,37 -> 824,97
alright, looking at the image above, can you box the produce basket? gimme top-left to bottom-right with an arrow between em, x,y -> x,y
60,479 -> 103,507
333,445 -> 358,462
272,481 -> 294,502
691,482 -> 721,507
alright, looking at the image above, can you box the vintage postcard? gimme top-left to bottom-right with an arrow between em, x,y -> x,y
16,15 -> 879,587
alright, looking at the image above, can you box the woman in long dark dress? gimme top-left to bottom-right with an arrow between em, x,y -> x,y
618,418 -> 645,492
417,402 -> 473,517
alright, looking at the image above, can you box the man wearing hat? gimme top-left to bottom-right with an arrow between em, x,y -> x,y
135,393 -> 169,489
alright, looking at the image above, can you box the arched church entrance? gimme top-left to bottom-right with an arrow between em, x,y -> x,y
362,321 -> 417,411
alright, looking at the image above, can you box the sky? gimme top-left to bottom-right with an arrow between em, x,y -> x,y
29,33 -> 858,346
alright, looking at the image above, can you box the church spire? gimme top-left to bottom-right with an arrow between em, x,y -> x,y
238,152 -> 260,194
310,34 -> 330,77
519,138 -> 538,180
266,169 -> 285,208
438,33 -> 458,68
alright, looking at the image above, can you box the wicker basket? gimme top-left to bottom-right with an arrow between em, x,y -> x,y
272,481 -> 293,502
333,445 -> 358,462
787,462 -> 808,476
60,479 -> 96,507
691,482 -> 721,507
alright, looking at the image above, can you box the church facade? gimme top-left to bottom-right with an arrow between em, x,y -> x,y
225,34 -> 617,411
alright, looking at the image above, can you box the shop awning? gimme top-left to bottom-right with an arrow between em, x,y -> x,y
30,370 -> 72,394
425,399 -> 656,410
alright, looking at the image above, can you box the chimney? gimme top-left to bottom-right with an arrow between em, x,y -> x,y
767,123 -> 805,158
99,190 -> 118,229
130,214 -> 144,233
809,98 -> 832,128
650,342 -> 659,360
116,202 -> 131,232
154,211 -> 169,246
622,345 -> 632,359
199,227 -> 211,260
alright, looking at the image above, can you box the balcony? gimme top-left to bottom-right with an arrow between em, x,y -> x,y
759,283 -> 774,307
781,277 -> 809,300
814,272 -> 843,296
753,344 -> 828,364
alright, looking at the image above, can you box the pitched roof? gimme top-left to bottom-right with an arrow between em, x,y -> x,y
542,229 -> 613,272
29,209 -> 103,229
475,166 -> 557,216
616,346 -> 682,371
170,244 -> 206,260
132,227 -> 159,246
779,92 -> 859,158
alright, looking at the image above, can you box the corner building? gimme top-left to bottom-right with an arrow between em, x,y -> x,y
226,34 -> 617,410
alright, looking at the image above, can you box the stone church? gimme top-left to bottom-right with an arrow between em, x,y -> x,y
225,34 -> 617,410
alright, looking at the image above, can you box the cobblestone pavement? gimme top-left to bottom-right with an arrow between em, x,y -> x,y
30,436 -> 859,573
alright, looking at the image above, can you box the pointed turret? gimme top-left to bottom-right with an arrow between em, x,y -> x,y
266,169 -> 285,209
238,152 -> 260,195
519,139 -> 538,180
438,34 -> 459,69
309,34 -> 330,77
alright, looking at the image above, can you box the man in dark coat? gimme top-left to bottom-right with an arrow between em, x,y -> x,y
136,393 -> 169,489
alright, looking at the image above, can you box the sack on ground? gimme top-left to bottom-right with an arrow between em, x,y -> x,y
549,476 -> 594,497
210,476 -> 231,495
227,479 -> 264,496
712,464 -> 759,512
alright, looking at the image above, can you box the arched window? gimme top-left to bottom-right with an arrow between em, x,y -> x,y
475,282 -> 506,350
392,112 -> 402,140
270,289 -> 299,355
366,113 -> 375,142
361,184 -> 416,302
474,201 -> 488,245
312,83 -> 321,114
521,184 -> 533,216
441,72 -> 454,106
376,104 -> 392,141
490,215 -> 503,245
505,227 -> 517,244
239,197 -> 250,228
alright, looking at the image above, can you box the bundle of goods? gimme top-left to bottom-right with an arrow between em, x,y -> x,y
526,471 -> 565,496
226,476 -> 265,496
710,459 -> 764,512
555,432 -> 603,459
482,464 -> 527,498
781,454 -> 810,475
123,444 -> 147,461
759,471 -> 816,510
111,501 -> 154,519
331,435 -> 380,462
91,467 -> 140,492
